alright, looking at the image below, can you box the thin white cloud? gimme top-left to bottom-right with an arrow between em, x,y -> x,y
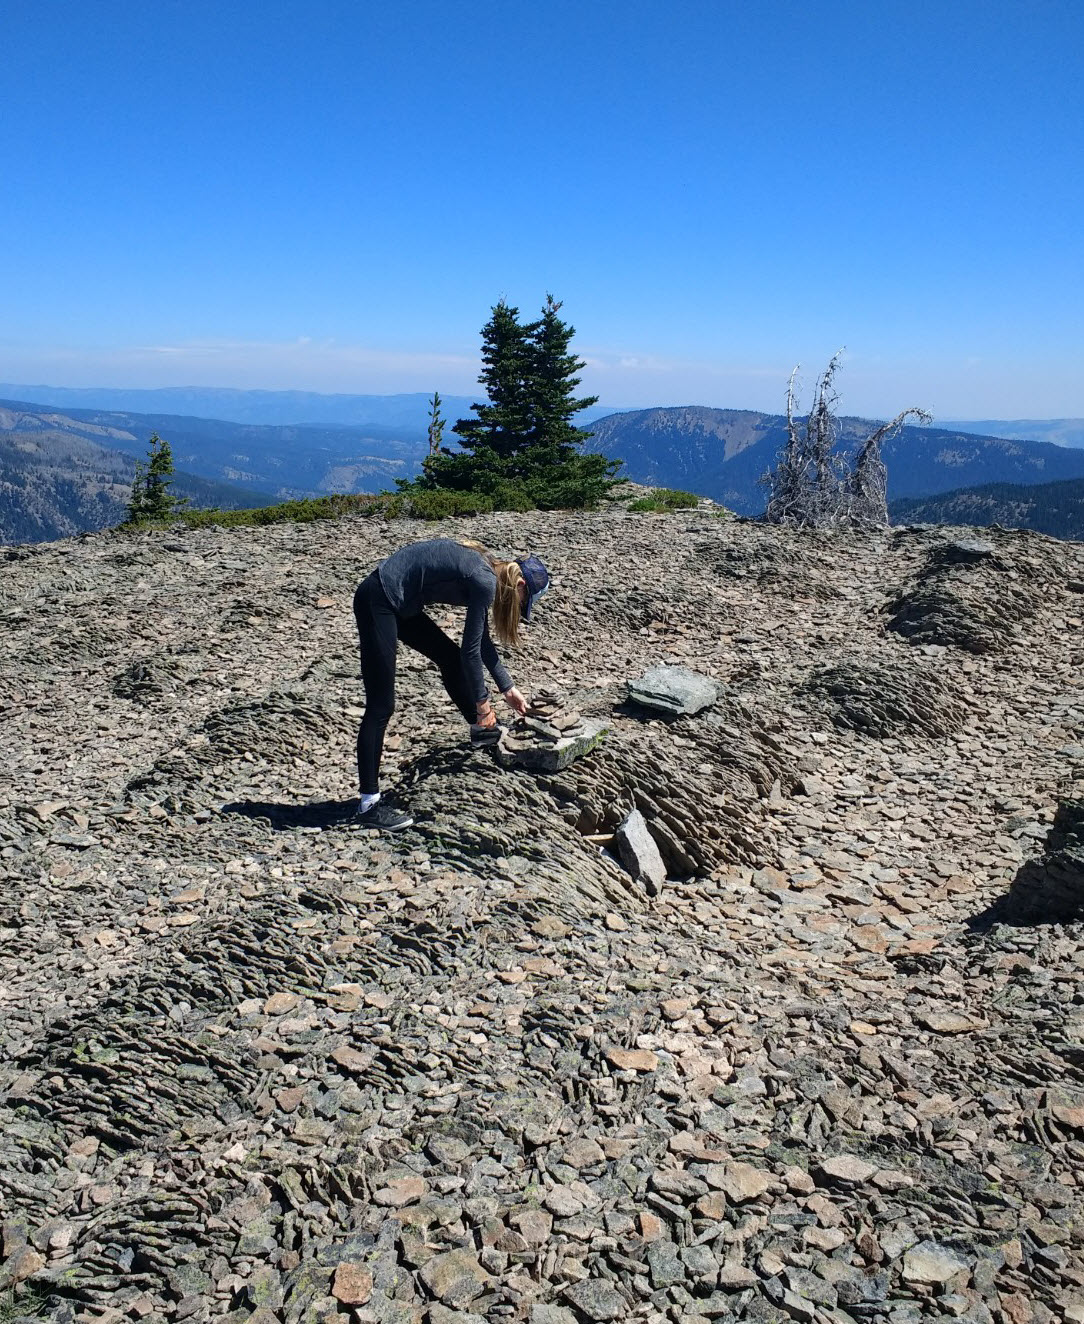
1,337 -> 1079,416
1,338 -> 480,393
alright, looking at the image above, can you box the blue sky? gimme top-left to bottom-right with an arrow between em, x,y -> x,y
2,0 -> 1081,418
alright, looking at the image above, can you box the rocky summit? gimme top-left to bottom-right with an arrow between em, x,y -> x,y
2,507 -> 1084,1324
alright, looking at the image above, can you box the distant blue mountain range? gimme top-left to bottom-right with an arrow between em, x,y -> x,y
4,389 -> 1084,537
940,418 -> 1084,449
0,383 -> 621,431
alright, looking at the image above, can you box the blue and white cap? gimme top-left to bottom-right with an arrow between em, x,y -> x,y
516,555 -> 550,622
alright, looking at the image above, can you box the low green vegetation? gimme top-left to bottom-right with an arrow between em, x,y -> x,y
123,483 -> 706,535
120,488 -> 506,533
1,1286 -> 46,1323
627,487 -> 699,512
158,493 -> 382,529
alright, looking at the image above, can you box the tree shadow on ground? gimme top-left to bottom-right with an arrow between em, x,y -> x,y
968,800 -> 1084,932
219,798 -> 358,830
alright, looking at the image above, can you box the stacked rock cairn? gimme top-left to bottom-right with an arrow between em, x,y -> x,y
500,687 -> 587,752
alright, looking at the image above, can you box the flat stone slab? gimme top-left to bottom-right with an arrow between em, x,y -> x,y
495,719 -> 608,772
943,538 -> 997,563
627,665 -> 718,716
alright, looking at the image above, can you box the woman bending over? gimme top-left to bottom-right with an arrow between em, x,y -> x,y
352,537 -> 550,830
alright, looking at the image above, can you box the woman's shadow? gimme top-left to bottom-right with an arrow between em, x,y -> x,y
218,748 -> 477,832
220,797 -> 358,831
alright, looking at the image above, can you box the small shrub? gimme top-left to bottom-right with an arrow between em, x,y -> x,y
655,488 -> 698,508
400,489 -> 494,519
1,1286 -> 47,1322
176,493 -> 388,529
628,488 -> 699,513
119,492 -> 393,534
116,486 -> 506,535
486,481 -> 537,512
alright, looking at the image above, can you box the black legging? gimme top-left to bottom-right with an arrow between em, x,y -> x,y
353,571 -> 477,793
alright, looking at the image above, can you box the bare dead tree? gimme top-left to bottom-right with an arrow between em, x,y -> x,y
805,351 -> 847,526
762,366 -> 805,524
763,351 -> 930,529
764,350 -> 848,527
847,407 -> 932,528
427,391 -> 445,457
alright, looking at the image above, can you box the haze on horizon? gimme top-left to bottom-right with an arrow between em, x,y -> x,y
3,1 -> 1081,421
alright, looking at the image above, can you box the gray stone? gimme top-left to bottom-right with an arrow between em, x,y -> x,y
943,538 -> 997,563
614,809 -> 667,894
427,1136 -> 471,1165
530,1308 -> 578,1324
544,1186 -> 584,1217
902,1240 -> 971,1284
680,1243 -> 718,1281
418,1249 -> 491,1306
716,1263 -> 758,1290
785,1267 -> 837,1306
627,665 -> 718,716
879,1222 -> 920,1260
817,1154 -> 876,1185
647,1240 -> 685,1288
563,1278 -> 628,1320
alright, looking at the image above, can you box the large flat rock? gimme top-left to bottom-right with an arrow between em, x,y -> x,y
627,664 -> 718,715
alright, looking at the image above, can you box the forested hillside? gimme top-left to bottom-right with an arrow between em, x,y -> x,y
586,407 -> 1084,513
890,476 -> 1084,540
0,400 -> 418,501
0,430 -> 271,544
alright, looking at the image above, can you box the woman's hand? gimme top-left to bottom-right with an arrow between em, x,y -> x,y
501,686 -> 528,716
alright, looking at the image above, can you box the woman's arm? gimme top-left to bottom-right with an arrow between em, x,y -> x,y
463,572 -> 527,721
480,622 -> 513,693
461,586 -> 493,709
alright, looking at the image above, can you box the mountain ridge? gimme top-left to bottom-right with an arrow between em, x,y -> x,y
0,382 -> 622,430
7,395 -> 1084,542
944,417 -> 1084,449
4,381 -> 1076,448
0,399 -> 418,506
587,407 -> 1084,514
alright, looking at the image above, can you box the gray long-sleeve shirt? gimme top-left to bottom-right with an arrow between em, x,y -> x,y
377,539 -> 514,701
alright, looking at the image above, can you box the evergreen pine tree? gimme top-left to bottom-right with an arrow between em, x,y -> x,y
451,299 -> 533,460
413,295 -> 620,508
127,433 -> 185,523
525,294 -> 599,456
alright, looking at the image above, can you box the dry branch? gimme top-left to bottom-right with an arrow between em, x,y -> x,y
764,351 -> 930,530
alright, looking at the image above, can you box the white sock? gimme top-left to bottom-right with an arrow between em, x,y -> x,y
359,792 -> 381,813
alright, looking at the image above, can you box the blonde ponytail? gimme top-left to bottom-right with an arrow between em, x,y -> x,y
460,539 -> 523,647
